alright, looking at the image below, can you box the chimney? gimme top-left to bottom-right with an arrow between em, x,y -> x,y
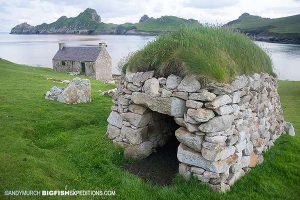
59,43 -> 65,50
99,42 -> 107,48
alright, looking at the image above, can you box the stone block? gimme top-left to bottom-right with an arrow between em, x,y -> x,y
177,75 -> 201,92
107,111 -> 123,128
187,108 -> 215,123
174,117 -> 186,127
240,156 -> 251,168
189,89 -> 216,101
127,83 -> 141,92
121,112 -> 152,128
179,163 -> 191,180
132,71 -> 154,85
143,78 -> 160,97
161,89 -> 172,97
132,92 -> 186,117
186,100 -> 203,109
205,135 -> 227,143
214,105 -> 234,115
243,141 -> 254,156
231,75 -> 249,91
249,153 -> 258,167
166,74 -> 182,89
235,140 -> 247,153
107,124 -> 121,139
175,127 -> 203,152
232,91 -> 241,103
172,91 -> 189,100
205,95 -> 232,109
121,126 -> 148,145
202,145 -> 235,161
177,144 -> 237,173
199,115 -> 234,132
128,104 -> 148,115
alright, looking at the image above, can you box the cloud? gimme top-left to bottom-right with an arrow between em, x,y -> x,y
184,0 -> 240,9
0,0 -> 299,32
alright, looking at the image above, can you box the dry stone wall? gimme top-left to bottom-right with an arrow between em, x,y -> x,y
106,71 -> 288,192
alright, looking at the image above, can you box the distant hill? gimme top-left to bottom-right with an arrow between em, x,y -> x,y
226,13 -> 300,44
135,15 -> 199,32
10,8 -> 200,35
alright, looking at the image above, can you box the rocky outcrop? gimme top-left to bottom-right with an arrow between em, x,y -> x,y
45,77 -> 91,104
10,23 -> 38,34
139,15 -> 150,23
106,71 -> 293,192
11,8 -> 103,35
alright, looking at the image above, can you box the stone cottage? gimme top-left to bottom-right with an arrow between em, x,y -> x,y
52,43 -> 112,81
106,71 -> 295,192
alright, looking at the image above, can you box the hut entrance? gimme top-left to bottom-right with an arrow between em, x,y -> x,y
123,112 -> 180,186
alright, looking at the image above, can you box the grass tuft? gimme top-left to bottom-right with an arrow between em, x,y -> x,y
125,27 -> 274,82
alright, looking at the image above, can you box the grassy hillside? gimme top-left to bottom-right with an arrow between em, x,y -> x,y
226,13 -> 300,43
125,27 -> 273,82
134,16 -> 199,33
0,59 -> 299,199
36,8 -> 104,32
113,16 -> 200,35
11,8 -> 200,35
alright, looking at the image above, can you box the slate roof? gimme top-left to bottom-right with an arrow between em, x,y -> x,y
53,46 -> 101,62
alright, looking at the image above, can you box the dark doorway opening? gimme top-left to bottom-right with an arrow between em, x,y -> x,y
81,62 -> 86,74
123,114 -> 180,186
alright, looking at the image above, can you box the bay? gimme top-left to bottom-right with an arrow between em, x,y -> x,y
0,33 -> 299,80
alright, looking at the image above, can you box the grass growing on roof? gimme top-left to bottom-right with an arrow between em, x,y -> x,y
125,27 -> 274,82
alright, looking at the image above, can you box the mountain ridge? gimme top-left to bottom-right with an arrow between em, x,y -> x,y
10,8 -> 200,35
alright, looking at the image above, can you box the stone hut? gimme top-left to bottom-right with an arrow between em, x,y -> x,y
106,71 -> 291,192
52,43 -> 112,81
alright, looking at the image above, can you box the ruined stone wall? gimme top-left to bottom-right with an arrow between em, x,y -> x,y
106,71 -> 286,192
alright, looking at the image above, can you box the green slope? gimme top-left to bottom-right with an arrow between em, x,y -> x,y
134,16 -> 199,33
226,13 -> 300,43
35,8 -> 117,33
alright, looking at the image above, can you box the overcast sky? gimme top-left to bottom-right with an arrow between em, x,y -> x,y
0,0 -> 300,32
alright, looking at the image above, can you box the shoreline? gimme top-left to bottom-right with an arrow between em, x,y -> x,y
8,32 -> 300,45
1,58 -> 299,82
9,30 -> 159,37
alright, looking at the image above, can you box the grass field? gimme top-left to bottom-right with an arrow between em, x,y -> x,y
0,59 -> 299,200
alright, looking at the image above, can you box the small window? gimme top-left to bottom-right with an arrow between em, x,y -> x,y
61,61 -> 66,66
